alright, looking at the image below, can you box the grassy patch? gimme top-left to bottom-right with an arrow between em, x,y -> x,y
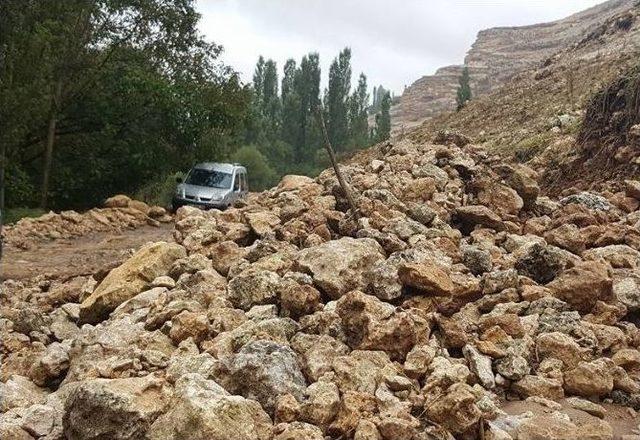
512,133 -> 553,163
3,207 -> 46,225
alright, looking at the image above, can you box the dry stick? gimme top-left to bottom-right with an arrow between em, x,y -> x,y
316,109 -> 359,218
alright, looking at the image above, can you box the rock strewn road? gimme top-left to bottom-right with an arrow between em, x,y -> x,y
1,223 -> 174,281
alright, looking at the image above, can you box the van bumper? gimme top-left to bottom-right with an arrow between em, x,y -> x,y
171,196 -> 227,211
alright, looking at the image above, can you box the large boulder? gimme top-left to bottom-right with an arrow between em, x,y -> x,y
227,268 -> 281,311
477,181 -> 524,217
63,375 -> 171,440
295,238 -> 385,298
564,360 -> 614,398
397,261 -> 454,296
228,341 -> 307,414
147,373 -> 273,440
453,205 -> 505,233
0,375 -> 47,411
79,242 -> 186,323
547,261 -> 612,313
335,290 -> 418,361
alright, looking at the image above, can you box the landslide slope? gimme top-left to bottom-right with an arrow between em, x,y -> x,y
2,129 -> 640,439
411,5 -> 640,192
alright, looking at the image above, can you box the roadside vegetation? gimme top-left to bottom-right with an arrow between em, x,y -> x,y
0,1 -> 391,222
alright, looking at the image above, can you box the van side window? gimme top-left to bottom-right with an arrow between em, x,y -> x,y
242,173 -> 247,191
234,173 -> 240,191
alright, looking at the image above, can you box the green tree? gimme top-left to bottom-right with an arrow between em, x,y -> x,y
281,58 -> 299,148
261,59 -> 280,140
0,0 -> 250,212
292,53 -> 321,163
325,47 -> 352,151
230,145 -> 277,191
347,73 -> 370,149
374,91 -> 391,142
456,66 -> 472,111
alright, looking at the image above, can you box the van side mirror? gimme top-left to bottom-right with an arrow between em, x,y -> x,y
176,177 -> 183,183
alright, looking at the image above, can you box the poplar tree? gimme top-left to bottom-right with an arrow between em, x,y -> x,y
325,47 -> 352,151
348,73 -> 370,149
456,66 -> 472,111
374,91 -> 391,142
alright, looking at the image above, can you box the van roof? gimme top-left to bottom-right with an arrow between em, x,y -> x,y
193,162 -> 245,173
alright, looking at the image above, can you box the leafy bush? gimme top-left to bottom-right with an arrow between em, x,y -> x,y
230,145 -> 278,191
134,171 -> 185,208
5,164 -> 37,208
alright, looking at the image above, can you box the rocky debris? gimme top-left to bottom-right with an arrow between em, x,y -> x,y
2,136 -> 640,440
3,195 -> 171,250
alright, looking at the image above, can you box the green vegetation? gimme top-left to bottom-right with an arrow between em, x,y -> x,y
513,133 -> 552,163
0,3 -> 391,221
456,67 -> 472,111
243,48 -> 390,187
1,0 -> 249,217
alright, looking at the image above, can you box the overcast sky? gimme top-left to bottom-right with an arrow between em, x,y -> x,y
197,0 -> 606,95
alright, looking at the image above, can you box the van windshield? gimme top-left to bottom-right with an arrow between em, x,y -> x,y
185,169 -> 232,189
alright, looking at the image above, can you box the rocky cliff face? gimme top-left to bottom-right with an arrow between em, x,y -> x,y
392,0 -> 638,131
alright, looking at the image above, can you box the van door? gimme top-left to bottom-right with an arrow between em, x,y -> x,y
241,172 -> 248,195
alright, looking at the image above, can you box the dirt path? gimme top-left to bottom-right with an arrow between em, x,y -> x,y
1,224 -> 174,281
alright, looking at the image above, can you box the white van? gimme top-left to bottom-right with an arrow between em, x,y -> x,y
172,162 -> 248,210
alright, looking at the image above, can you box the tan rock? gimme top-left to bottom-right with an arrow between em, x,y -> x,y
547,261 -> 613,313
328,391 -> 377,438
566,397 -> 606,418
300,381 -> 340,428
397,262 -> 454,296
478,181 -> 524,217
147,373 -> 273,440
512,375 -> 564,400
245,211 -> 281,237
625,180 -> 640,200
169,311 -> 210,344
278,280 -> 322,319
79,242 -> 186,324
104,194 -> 131,208
336,291 -> 417,361
274,422 -> 324,440
536,332 -> 587,369
545,224 -> 586,254
564,360 -> 614,398
453,205 -> 505,233
332,350 -> 396,394
63,375 -> 171,440
274,394 -> 300,424
425,382 -> 481,435
295,237 -> 385,299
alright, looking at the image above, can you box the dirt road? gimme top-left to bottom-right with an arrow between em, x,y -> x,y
1,224 -> 174,281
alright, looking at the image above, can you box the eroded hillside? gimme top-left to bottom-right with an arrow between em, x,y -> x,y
392,0 -> 639,131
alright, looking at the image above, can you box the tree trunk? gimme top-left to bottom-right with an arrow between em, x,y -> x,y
41,79 -> 62,209
316,108 -> 359,218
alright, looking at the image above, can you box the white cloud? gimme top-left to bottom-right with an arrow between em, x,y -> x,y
197,0 -> 606,94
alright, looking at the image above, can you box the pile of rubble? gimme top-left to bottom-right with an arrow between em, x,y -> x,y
2,195 -> 172,250
1,136 -> 640,439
